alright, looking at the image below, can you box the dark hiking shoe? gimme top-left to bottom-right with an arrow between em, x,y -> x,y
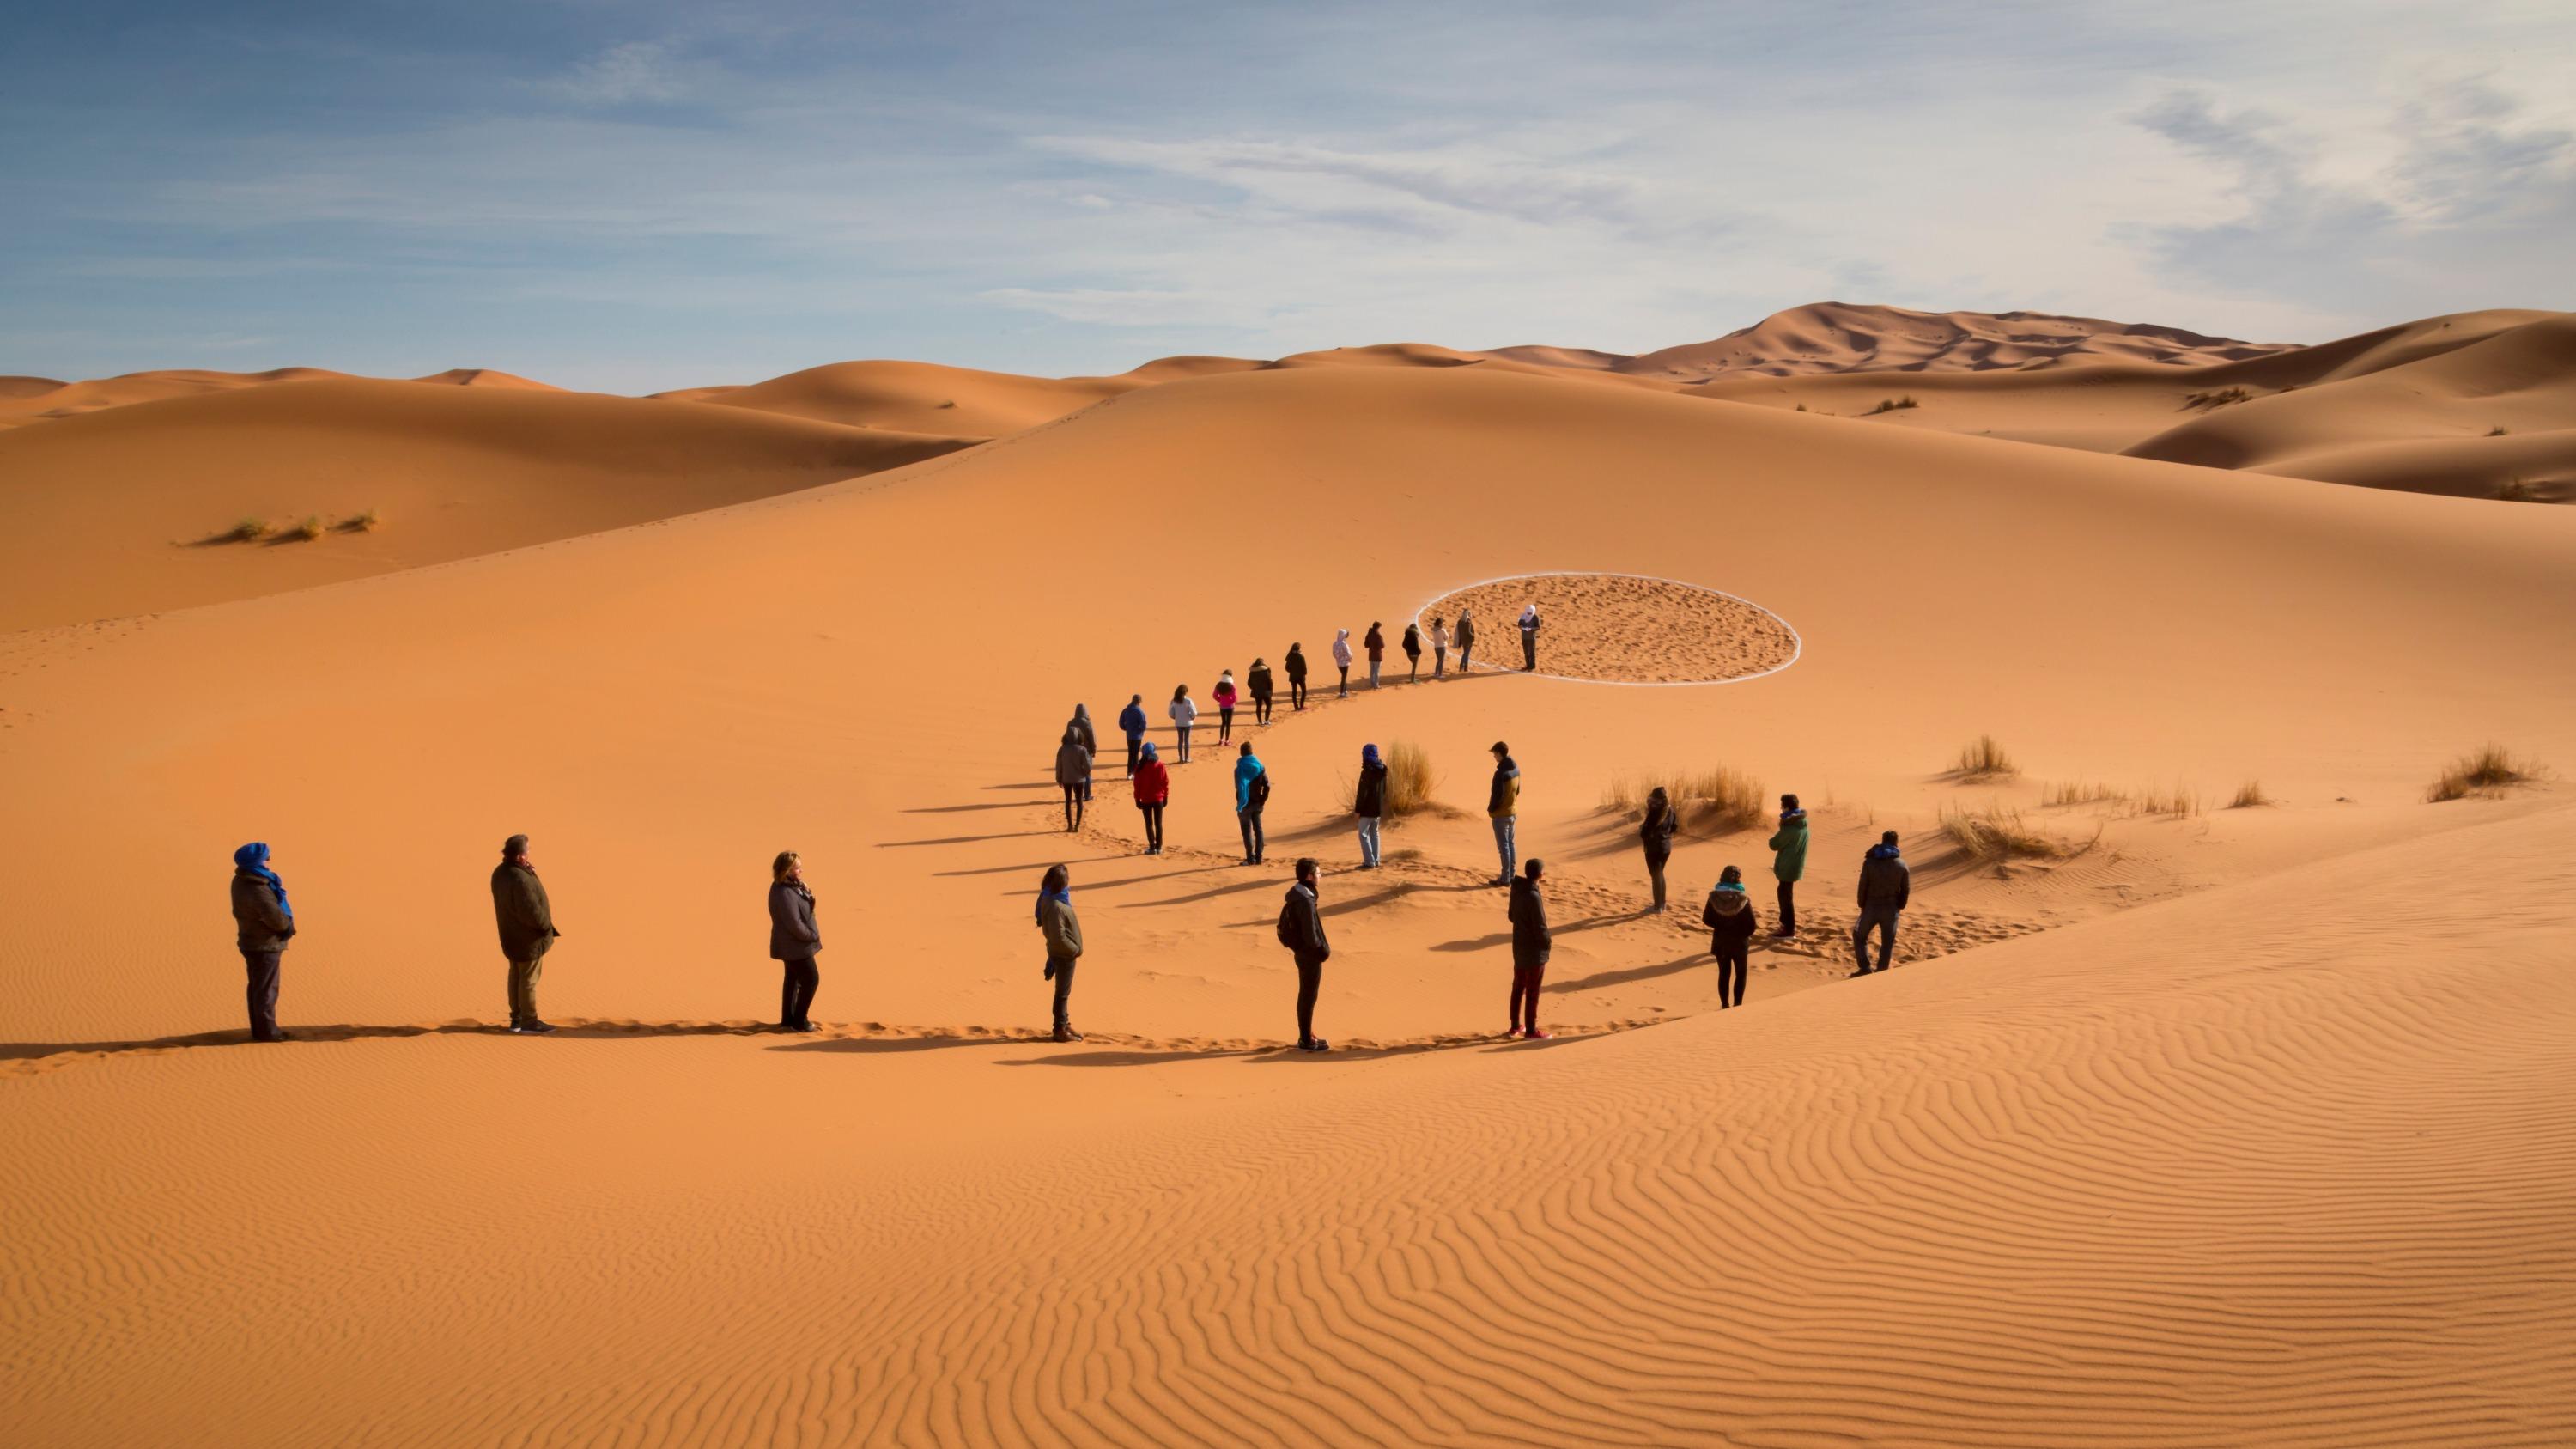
517,1019 -> 557,1033
254,1032 -> 292,1044
1301,1037 -> 1331,1052
1053,1025 -> 1083,1043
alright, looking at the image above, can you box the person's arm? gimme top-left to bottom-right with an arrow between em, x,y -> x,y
236,877 -> 290,935
1896,864 -> 1911,911
1857,868 -> 1869,910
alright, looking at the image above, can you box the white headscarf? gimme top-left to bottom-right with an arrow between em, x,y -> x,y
1521,604 -> 1540,624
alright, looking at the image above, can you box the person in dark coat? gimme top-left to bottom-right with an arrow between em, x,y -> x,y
1455,608 -> 1476,674
1353,742 -> 1388,869
1487,741 -> 1522,886
1054,726 -> 1091,831
1068,704 -> 1098,801
1702,865 -> 1758,1008
1518,604 -> 1542,672
1364,622 -> 1386,688
1639,785 -> 1678,910
1853,831 -> 1911,976
1401,622 -> 1423,682
1036,863 -> 1084,1043
229,841 -> 295,1043
1117,694 -> 1148,776
490,834 -> 560,1032
1506,858 -> 1552,1039
1277,857 -> 1331,1050
1768,794 -> 1808,937
1133,741 -> 1170,855
767,850 -> 822,1032
1247,658 -> 1276,726
1285,642 -> 1309,711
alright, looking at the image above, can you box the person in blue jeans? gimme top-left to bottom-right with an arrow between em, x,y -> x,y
1116,694 -> 1147,776
1233,742 -> 1270,865
1486,740 -> 1521,886
1852,831 -> 1910,975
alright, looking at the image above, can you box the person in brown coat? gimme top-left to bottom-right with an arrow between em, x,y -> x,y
229,841 -> 295,1043
490,834 -> 560,1032
1036,863 -> 1084,1043
768,850 -> 822,1032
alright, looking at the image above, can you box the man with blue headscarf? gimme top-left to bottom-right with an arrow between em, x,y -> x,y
229,842 -> 295,1042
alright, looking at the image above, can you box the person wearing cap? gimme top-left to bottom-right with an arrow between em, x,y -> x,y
1487,740 -> 1522,886
490,833 -> 561,1032
228,841 -> 295,1043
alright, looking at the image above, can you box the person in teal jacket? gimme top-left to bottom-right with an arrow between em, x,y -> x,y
1767,795 -> 1808,937
1233,743 -> 1270,866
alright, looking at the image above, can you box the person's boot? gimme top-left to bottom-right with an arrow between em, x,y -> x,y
519,1019 -> 557,1033
1054,1021 -> 1081,1043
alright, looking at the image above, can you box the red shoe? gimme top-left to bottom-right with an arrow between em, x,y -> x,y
1525,1028 -> 1553,1040
1504,1026 -> 1523,1039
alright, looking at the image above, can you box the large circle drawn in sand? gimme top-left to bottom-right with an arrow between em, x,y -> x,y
1413,572 -> 1800,686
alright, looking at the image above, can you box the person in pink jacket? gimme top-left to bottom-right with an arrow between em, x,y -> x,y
1213,670 -> 1239,744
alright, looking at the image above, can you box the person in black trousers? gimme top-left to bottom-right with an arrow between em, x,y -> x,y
1036,863 -> 1084,1043
768,850 -> 822,1031
1054,726 -> 1091,831
1247,658 -> 1275,726
1702,865 -> 1758,1008
1506,858 -> 1552,1039
1278,857 -> 1331,1050
229,841 -> 295,1042
1285,642 -> 1309,711
1639,785 -> 1677,910
1402,622 -> 1423,682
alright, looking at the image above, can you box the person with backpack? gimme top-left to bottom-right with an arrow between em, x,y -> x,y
1054,726 -> 1091,831
1168,684 -> 1198,763
1277,857 -> 1331,1051
1233,741 -> 1270,865
1455,608 -> 1477,674
1068,704 -> 1097,801
1247,658 -> 1275,726
1212,671 -> 1239,744
1036,863 -> 1084,1043
1133,741 -> 1169,855
1639,784 -> 1678,910
1285,642 -> 1309,711
1117,694 -> 1148,776
1506,858 -> 1552,1039
1487,740 -> 1522,886
1431,617 -> 1450,678
490,833 -> 561,1033
1518,604 -> 1542,672
1853,830 -> 1910,976
1353,742 -> 1388,868
1364,621 -> 1387,688
767,850 -> 822,1032
1767,795 -> 1808,938
1702,865 -> 1757,1008
1332,629 -> 1354,698
228,841 -> 295,1043
1401,622 -> 1423,683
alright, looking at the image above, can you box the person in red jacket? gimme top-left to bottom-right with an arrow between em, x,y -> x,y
1133,740 -> 1170,855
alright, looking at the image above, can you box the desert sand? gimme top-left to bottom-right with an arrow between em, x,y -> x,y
4,307 -> 2575,1446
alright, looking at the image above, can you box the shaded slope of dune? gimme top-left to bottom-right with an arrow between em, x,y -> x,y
662,358 -> 1149,438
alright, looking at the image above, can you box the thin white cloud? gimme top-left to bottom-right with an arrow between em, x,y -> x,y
549,40 -> 687,106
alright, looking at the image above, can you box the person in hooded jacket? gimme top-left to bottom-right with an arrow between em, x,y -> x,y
1455,607 -> 1477,673
1068,704 -> 1097,801
1133,741 -> 1170,855
1639,785 -> 1678,910
1331,629 -> 1354,697
1353,743 -> 1389,868
1212,671 -> 1239,744
1768,795 -> 1808,937
1431,617 -> 1450,678
767,850 -> 822,1031
1401,622 -> 1423,682
1036,863 -> 1084,1043
1117,694 -> 1148,776
1487,740 -> 1522,886
1285,643 -> 1309,711
1233,742 -> 1270,865
229,841 -> 295,1042
1168,684 -> 1198,763
1518,604 -> 1542,672
1054,726 -> 1091,831
1277,857 -> 1331,1051
1247,658 -> 1275,726
491,834 -> 561,1033
1364,622 -> 1386,688
1853,831 -> 1911,976
1506,858 -> 1552,1039
1702,865 -> 1758,1008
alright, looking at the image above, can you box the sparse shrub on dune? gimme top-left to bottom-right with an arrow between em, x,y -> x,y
2426,745 -> 2540,802
1867,395 -> 1920,415
339,508 -> 380,533
1382,740 -> 1447,819
2183,386 -> 2253,410
1601,764 -> 1768,833
1952,734 -> 2016,780
1938,802 -> 2075,861
225,516 -> 272,543
2496,478 -> 2540,502
2040,779 -> 2127,808
2487,424 -> 2510,436
2227,780 -> 2273,809
285,515 -> 325,541
2132,784 -> 2200,819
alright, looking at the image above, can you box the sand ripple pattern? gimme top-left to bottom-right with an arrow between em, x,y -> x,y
1419,572 -> 1797,685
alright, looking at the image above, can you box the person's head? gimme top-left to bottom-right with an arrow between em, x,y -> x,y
1362,742 -> 1380,766
1251,657 -> 1264,667
503,833 -> 531,865
234,841 -> 270,871
1781,793 -> 1800,812
1129,692 -> 1142,705
1524,857 -> 1544,881
1221,668 -> 1233,679
1646,785 -> 1668,811
1073,703 -> 1090,719
1491,740 -> 1510,760
1172,683 -> 1188,701
773,850 -> 802,884
1295,856 -> 1318,885
1063,725 -> 1078,745
1290,642 -> 1301,652
1371,619 -> 1381,629
1041,862 -> 1069,894
1238,740 -> 1253,758
1720,864 -> 1742,886
1140,740 -> 1158,762
1881,830 -> 1900,847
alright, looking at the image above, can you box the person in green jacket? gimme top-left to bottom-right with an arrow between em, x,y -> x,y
1036,863 -> 1084,1043
1767,795 -> 1808,938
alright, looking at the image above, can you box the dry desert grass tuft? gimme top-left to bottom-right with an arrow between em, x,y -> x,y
1938,802 -> 2080,861
2488,424 -> 2511,436
225,516 -> 272,543
1953,734 -> 2017,780
2041,779 -> 2128,807
2227,780 -> 2274,809
2427,745 -> 2541,802
339,508 -> 381,533
284,514 -> 325,541
1868,395 -> 1921,415
2496,478 -> 2540,502
1382,740 -> 1444,818
2133,784 -> 2202,818
2184,386 -> 2254,410
1602,765 -> 1767,833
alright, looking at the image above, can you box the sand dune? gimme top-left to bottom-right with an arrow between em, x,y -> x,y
659,358 -> 1150,438
3,333 -> 2573,1442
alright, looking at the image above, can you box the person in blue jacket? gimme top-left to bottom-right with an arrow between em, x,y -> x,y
1233,742 -> 1271,866
1116,693 -> 1148,776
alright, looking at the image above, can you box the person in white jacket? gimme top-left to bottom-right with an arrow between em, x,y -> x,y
1331,628 -> 1354,698
1431,616 -> 1450,678
1167,684 -> 1199,764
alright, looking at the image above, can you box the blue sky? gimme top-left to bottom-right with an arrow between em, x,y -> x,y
5,1 -> 2573,392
